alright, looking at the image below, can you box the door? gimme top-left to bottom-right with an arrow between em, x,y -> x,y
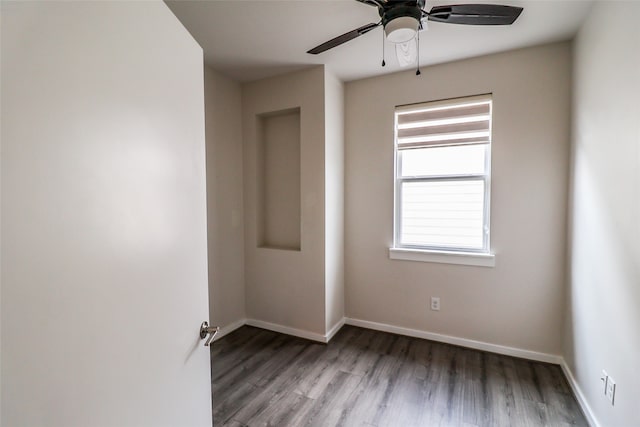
1,2 -> 212,426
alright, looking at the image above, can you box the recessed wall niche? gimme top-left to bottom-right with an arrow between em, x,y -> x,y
256,107 -> 301,250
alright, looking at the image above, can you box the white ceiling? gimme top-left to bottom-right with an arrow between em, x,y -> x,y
166,0 -> 594,83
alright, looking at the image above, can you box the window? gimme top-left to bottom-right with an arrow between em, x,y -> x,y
391,94 -> 494,266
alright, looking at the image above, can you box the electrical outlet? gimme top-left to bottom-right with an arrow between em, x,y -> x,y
430,297 -> 440,311
606,375 -> 616,405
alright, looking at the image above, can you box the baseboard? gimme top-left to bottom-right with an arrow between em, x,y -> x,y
216,318 -> 345,343
560,359 -> 601,427
344,317 -> 563,364
216,316 -> 564,367
212,318 -> 247,342
326,317 -> 346,342
246,319 -> 328,343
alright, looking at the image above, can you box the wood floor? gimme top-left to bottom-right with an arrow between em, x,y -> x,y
210,325 -> 587,427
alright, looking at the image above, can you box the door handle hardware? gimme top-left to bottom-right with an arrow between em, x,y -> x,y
199,321 -> 219,347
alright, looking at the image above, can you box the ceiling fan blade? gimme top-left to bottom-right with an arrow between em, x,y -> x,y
427,4 -> 523,25
355,0 -> 384,8
307,22 -> 380,55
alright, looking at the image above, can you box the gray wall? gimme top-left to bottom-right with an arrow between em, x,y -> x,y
565,2 -> 640,426
242,67 -> 328,335
204,66 -> 246,332
345,42 -> 572,356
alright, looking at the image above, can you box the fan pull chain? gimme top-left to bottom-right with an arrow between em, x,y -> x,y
416,31 -> 421,76
381,29 -> 386,67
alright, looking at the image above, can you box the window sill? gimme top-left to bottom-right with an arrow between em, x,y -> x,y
389,247 -> 495,267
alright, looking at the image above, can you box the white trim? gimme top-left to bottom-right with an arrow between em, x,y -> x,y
389,247 -> 496,267
212,318 -> 247,342
213,318 -> 346,344
560,359 -> 601,427
246,319 -> 328,343
345,317 -> 561,364
326,318 -> 346,342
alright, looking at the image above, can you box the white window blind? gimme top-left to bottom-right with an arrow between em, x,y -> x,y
394,95 -> 492,253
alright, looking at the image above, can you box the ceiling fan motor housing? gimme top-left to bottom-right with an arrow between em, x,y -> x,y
381,4 -> 423,43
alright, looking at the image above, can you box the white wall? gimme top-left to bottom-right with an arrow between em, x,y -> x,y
243,67 -> 327,335
1,2 -> 211,425
324,70 -> 345,333
204,66 -> 246,331
345,42 -> 572,356
565,2 -> 640,426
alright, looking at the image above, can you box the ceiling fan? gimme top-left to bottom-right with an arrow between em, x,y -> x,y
307,1 -> 523,67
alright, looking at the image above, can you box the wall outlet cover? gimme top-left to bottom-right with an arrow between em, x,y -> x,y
601,370 -> 608,395
606,376 -> 616,405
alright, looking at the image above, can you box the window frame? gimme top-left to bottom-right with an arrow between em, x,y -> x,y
392,94 -> 493,258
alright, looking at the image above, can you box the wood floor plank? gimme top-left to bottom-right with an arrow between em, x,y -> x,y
531,362 -> 588,426
375,361 -> 429,427
514,359 -> 546,403
425,344 -> 465,427
293,346 -> 342,399
211,325 -> 588,427
212,334 -> 287,396
340,353 -> 409,426
520,398 -> 552,427
336,329 -> 380,377
244,337 -> 309,388
213,380 -> 260,425
211,326 -> 263,367
300,370 -> 364,427
228,348 -> 322,423
243,391 -> 315,427
221,420 -> 248,427
211,330 -> 281,385
473,353 -> 516,426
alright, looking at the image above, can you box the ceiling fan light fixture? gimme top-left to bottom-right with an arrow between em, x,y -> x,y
384,16 -> 419,43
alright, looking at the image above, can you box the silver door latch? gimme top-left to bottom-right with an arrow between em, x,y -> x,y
200,321 -> 219,347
